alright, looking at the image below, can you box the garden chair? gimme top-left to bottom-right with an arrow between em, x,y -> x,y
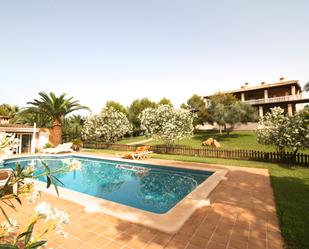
116,146 -> 153,160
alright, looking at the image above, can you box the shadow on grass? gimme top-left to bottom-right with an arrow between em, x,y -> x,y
270,174 -> 309,249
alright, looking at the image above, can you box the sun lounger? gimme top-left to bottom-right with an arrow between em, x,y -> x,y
116,146 -> 153,160
40,142 -> 73,154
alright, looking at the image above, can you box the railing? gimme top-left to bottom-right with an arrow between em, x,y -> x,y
83,142 -> 309,166
244,94 -> 302,105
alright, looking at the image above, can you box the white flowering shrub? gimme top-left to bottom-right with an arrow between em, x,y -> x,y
256,107 -> 309,153
256,107 -> 289,152
139,105 -> 194,145
82,107 -> 132,143
288,108 -> 309,152
0,158 -> 81,248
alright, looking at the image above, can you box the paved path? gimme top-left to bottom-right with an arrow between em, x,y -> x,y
1,157 -> 284,249
127,138 -> 153,145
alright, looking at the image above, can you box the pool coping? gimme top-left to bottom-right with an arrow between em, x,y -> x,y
2,153 -> 228,234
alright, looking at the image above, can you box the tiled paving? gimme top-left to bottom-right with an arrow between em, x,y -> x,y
0,160 -> 284,249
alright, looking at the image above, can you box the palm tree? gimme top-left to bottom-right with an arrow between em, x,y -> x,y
27,92 -> 90,145
69,115 -> 85,138
304,82 -> 309,92
0,104 -> 19,118
62,115 -> 85,141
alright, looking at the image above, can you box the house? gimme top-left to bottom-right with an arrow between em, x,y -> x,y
204,78 -> 309,117
0,116 -> 50,154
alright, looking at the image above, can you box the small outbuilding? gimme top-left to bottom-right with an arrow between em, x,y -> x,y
0,116 -> 50,154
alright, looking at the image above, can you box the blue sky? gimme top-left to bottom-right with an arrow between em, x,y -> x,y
0,0 -> 308,113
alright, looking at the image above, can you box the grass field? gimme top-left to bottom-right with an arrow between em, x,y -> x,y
116,135 -> 147,144
83,148 -> 309,249
139,130 -> 309,153
145,130 -> 274,150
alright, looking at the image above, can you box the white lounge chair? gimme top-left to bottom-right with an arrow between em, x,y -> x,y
40,142 -> 73,154
116,146 -> 153,160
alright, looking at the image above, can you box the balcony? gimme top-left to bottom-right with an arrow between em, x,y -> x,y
244,94 -> 302,105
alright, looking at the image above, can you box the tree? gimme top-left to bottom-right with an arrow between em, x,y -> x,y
256,107 -> 309,153
158,98 -> 173,107
181,94 -> 209,127
82,107 -> 132,143
62,115 -> 85,141
128,98 -> 157,135
139,105 -> 194,145
0,104 -> 19,120
207,93 -> 256,134
26,92 -> 89,145
105,100 -> 128,116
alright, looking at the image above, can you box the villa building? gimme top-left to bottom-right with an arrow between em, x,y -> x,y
204,79 -> 309,117
0,116 -> 50,154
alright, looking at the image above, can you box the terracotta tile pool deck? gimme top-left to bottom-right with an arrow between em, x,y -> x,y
0,158 -> 284,249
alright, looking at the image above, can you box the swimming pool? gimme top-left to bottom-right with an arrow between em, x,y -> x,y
3,155 -> 213,214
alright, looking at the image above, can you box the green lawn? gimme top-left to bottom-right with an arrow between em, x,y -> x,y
117,135 -> 147,144
144,130 -> 309,153
82,148 -> 309,249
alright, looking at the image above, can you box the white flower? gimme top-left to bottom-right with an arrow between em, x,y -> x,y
53,208 -> 70,224
0,219 -> 19,233
35,202 -> 53,217
81,107 -> 132,142
26,160 -> 35,172
62,159 -> 82,171
23,178 -> 35,185
69,159 -> 82,171
35,202 -> 70,237
139,105 -> 194,145
27,188 -> 41,203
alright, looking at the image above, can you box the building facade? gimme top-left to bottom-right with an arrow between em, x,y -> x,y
0,116 -> 50,154
204,79 -> 309,117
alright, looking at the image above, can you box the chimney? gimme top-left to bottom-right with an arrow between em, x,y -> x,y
280,77 -> 285,81
261,81 -> 266,85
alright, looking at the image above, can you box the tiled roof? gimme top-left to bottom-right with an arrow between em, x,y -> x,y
0,124 -> 40,133
0,123 -> 33,128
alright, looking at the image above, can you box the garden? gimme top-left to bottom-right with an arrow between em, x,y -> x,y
0,92 -> 309,249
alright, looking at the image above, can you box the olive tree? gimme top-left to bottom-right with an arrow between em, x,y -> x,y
181,94 -> 209,127
207,94 -> 257,134
82,107 -> 132,143
139,105 -> 195,145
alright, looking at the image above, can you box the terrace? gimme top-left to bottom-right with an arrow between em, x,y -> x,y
244,94 -> 303,105
2,156 -> 283,249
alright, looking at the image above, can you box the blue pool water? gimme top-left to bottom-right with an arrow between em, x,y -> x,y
3,156 -> 213,214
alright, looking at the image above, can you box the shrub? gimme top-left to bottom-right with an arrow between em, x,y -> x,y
82,107 -> 132,143
44,142 -> 54,148
256,107 -> 309,153
139,105 -> 194,145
